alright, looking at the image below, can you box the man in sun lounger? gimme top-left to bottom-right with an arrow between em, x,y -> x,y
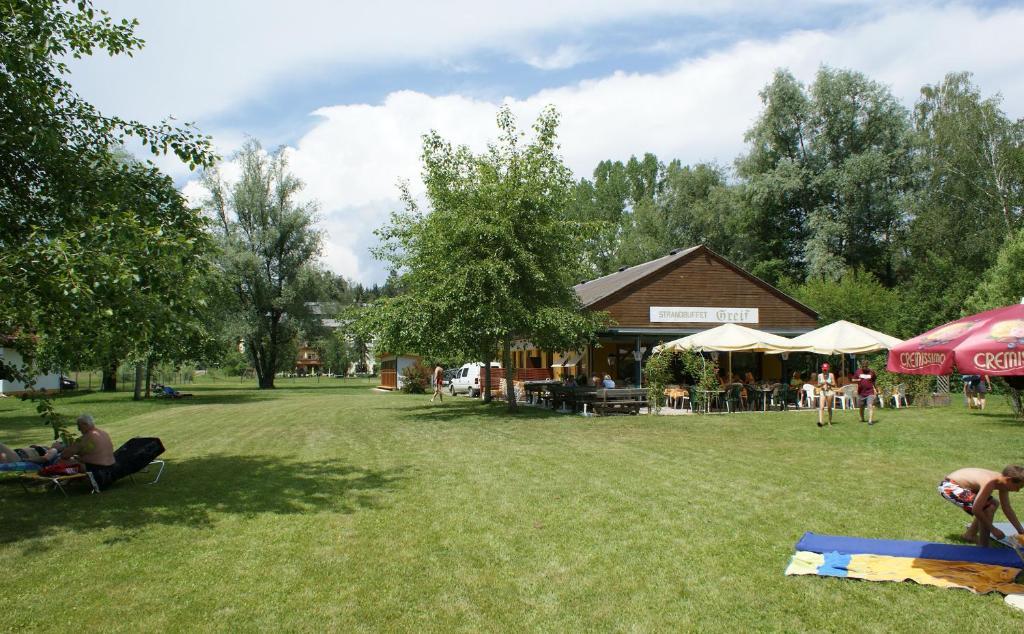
939,466 -> 1024,547
61,414 -> 116,486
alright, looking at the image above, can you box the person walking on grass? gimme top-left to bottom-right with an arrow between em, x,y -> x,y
431,364 -> 444,403
817,362 -> 836,427
940,466 -> 1024,547
855,359 -> 878,425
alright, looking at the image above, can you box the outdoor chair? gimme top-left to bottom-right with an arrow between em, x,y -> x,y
22,437 -> 166,496
802,384 -> 818,409
835,384 -> 857,410
771,383 -> 790,411
724,384 -> 743,413
892,384 -> 909,408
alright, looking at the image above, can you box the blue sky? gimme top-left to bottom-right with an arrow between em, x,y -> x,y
70,1 -> 1024,283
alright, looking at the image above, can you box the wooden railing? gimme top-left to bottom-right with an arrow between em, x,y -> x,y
515,368 -> 552,381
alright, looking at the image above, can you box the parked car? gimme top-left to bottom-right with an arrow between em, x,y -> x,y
59,375 -> 77,390
442,368 -> 460,387
449,362 -> 502,397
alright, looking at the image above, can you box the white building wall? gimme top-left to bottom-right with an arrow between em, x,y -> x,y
0,347 -> 61,394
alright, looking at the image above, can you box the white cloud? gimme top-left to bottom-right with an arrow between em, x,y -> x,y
169,3 -> 1024,284
524,44 -> 592,70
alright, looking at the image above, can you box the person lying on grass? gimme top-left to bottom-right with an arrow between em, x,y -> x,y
0,441 -> 63,465
939,466 -> 1024,547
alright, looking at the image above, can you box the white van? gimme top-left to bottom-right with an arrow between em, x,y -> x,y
449,362 -> 502,397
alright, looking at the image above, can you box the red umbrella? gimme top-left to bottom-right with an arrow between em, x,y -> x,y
887,303 -> 1024,376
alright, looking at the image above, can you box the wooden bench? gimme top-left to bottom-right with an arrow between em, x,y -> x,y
588,388 -> 648,416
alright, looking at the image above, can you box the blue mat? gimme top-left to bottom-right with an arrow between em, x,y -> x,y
796,532 -> 1023,568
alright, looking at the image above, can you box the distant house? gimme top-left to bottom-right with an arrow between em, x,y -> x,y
0,344 -> 60,396
295,344 -> 322,376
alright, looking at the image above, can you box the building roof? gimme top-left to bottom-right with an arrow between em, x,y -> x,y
574,246 -> 701,307
572,244 -> 817,318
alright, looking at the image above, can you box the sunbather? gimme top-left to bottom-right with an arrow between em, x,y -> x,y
0,441 -> 62,465
61,414 -> 115,470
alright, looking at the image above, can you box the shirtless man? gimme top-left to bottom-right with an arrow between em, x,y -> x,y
430,365 -> 444,403
939,466 -> 1024,547
61,414 -> 115,469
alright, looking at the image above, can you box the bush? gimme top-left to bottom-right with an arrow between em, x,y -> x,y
400,363 -> 431,394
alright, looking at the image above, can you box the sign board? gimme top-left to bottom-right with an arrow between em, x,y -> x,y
649,306 -> 759,324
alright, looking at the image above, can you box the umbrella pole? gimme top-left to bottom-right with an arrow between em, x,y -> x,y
728,352 -> 732,381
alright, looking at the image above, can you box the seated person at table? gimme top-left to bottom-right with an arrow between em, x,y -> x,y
591,375 -> 601,388
789,371 -> 803,388
0,441 -> 62,465
743,371 -> 756,385
602,374 -> 616,388
61,414 -> 115,474
563,375 -> 577,387
577,374 -> 588,387
940,466 -> 1024,547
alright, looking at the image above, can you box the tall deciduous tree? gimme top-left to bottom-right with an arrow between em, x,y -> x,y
898,72 -> 1024,334
736,68 -> 912,285
366,106 -> 606,408
203,140 -> 324,389
0,0 -> 214,388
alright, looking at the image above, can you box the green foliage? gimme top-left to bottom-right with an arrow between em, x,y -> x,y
203,140 -> 324,389
644,349 -> 672,413
677,349 -> 721,411
965,229 -> 1024,313
647,348 -> 719,412
0,0 -> 215,362
736,68 -> 912,285
400,363 -> 430,394
365,106 -> 607,406
789,268 -> 900,334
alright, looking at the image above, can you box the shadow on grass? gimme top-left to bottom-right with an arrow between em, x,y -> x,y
0,454 -> 409,547
397,401 -> 562,423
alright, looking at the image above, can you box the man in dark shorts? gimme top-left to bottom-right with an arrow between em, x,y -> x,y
855,360 -> 878,425
940,466 -> 1024,547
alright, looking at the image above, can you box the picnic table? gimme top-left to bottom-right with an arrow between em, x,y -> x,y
589,388 -> 648,416
524,380 -> 559,405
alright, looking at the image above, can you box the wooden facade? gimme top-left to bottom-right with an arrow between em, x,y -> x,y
584,247 -> 817,335
564,245 -> 818,384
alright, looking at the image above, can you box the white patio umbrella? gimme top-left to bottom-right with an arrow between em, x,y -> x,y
653,323 -> 804,354
782,320 -> 902,356
653,323 -> 805,380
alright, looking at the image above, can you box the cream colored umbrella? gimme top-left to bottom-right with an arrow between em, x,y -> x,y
783,320 -> 902,355
653,323 -> 804,381
652,323 -> 804,354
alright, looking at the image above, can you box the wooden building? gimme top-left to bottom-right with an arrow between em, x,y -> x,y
377,353 -> 422,391
512,245 -> 818,384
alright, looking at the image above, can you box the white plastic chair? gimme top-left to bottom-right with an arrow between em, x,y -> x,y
892,384 -> 909,408
834,385 -> 857,411
802,384 -> 818,409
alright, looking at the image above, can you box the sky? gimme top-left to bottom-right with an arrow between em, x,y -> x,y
69,0 -> 1024,285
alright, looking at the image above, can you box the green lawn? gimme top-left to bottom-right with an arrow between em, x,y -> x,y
2,379 -> 1023,632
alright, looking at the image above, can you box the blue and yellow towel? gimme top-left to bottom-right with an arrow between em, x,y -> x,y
787,532 -> 1024,595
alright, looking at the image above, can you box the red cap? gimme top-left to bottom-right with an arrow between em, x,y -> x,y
821,363 -> 830,370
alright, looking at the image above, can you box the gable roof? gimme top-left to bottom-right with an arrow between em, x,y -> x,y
574,246 -> 701,307
573,245 -> 817,318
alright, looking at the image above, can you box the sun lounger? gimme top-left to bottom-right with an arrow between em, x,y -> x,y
20,437 -> 166,496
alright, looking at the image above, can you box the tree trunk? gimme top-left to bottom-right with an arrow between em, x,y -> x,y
132,362 -> 144,401
144,357 -> 154,399
503,339 -> 516,410
101,361 -> 118,392
483,360 -> 492,403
